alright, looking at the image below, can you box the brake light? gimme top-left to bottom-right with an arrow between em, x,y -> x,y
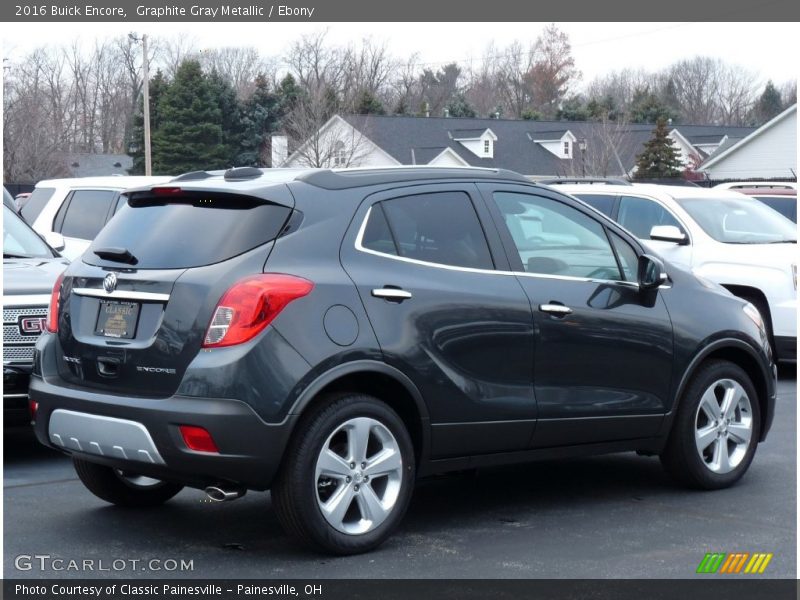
150,186 -> 183,196
29,399 -> 38,420
202,274 -> 314,348
45,273 -> 65,333
179,425 -> 219,453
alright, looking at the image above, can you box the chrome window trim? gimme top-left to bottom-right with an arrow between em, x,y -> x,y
72,288 -> 170,302
354,205 -> 640,290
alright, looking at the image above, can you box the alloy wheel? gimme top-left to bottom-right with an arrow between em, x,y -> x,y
314,417 -> 403,535
694,378 -> 753,474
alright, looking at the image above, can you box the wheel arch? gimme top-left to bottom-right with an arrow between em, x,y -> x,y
287,360 -> 430,466
669,338 -> 773,442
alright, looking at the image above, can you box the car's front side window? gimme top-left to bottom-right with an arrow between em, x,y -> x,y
618,195 -> 685,239
493,192 -> 625,281
361,191 -> 494,270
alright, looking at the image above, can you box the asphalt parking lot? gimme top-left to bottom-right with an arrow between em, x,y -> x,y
4,369 -> 796,579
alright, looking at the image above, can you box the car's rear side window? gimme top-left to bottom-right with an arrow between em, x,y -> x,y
573,193 -> 616,216
57,189 -> 117,240
363,192 -> 494,270
20,187 -> 55,223
85,196 -> 292,269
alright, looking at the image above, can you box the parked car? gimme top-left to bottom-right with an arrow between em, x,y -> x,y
714,181 -> 797,192
730,187 -> 796,223
3,203 -> 69,427
555,182 -> 797,362
21,176 -> 171,260
31,167 -> 775,554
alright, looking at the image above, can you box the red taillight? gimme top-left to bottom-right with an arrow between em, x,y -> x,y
46,273 -> 65,333
179,425 -> 219,453
202,274 -> 314,348
150,186 -> 183,196
29,399 -> 38,420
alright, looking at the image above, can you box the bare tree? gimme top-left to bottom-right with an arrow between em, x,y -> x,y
200,46 -> 276,100
283,87 -> 371,168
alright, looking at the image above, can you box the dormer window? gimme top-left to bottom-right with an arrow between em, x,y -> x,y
484,139 -> 491,155
563,141 -> 570,156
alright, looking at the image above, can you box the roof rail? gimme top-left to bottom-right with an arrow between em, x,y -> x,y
298,167 -> 530,190
171,171 -> 216,182
539,177 -> 632,186
224,167 -> 264,181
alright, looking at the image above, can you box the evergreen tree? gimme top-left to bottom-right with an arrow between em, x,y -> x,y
445,93 -> 476,118
521,109 -> 543,121
237,74 -> 279,166
632,117 -> 683,179
151,60 -> 232,174
587,94 -> 619,121
127,70 -> 168,175
629,88 -> 677,124
557,95 -> 590,121
275,73 -> 304,119
207,68 -> 242,164
755,80 -> 783,124
356,90 -> 386,115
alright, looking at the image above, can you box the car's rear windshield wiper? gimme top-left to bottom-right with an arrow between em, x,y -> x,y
93,247 -> 139,265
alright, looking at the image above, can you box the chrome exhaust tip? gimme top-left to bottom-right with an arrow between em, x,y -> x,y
205,485 -> 246,502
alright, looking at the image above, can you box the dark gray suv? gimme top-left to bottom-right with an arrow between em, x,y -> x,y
31,167 -> 776,554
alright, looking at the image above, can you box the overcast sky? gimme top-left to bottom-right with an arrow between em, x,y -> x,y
3,22 -> 798,88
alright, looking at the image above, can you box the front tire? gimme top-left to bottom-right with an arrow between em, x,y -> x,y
272,393 -> 415,554
661,360 -> 760,490
73,457 -> 183,507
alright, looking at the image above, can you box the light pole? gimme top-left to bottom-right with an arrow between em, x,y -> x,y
129,33 -> 151,175
578,138 -> 587,178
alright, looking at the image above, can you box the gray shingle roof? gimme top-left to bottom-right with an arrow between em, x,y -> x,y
448,128 -> 488,139
343,115 -> 756,176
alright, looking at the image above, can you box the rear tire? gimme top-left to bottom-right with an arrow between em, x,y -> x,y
660,360 -> 760,490
73,457 -> 183,507
272,393 -> 415,555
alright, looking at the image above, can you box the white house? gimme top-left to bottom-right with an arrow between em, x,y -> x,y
278,113 -> 758,179
699,104 -> 797,181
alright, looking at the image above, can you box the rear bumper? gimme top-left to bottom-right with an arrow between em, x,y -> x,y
29,375 -> 296,490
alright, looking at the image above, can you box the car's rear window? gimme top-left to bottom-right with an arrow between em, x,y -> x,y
84,196 -> 292,269
20,187 -> 55,223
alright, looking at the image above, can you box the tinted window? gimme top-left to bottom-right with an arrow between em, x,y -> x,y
59,190 -> 117,239
494,192 -> 622,281
618,195 -> 684,239
20,187 -> 55,223
754,196 -> 797,223
573,193 -> 615,216
3,206 -> 53,258
86,196 -> 292,269
609,230 -> 638,281
378,192 -> 493,270
361,204 -> 397,256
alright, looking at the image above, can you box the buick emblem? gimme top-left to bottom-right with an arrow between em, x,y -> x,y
103,272 -> 118,294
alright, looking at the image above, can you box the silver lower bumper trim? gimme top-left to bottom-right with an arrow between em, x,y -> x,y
48,409 -> 165,465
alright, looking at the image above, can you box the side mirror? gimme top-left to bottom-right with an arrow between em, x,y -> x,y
44,232 -> 66,252
638,254 -> 668,290
650,225 -> 687,245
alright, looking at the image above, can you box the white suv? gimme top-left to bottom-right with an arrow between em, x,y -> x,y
20,176 -> 170,260
553,182 -> 797,362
